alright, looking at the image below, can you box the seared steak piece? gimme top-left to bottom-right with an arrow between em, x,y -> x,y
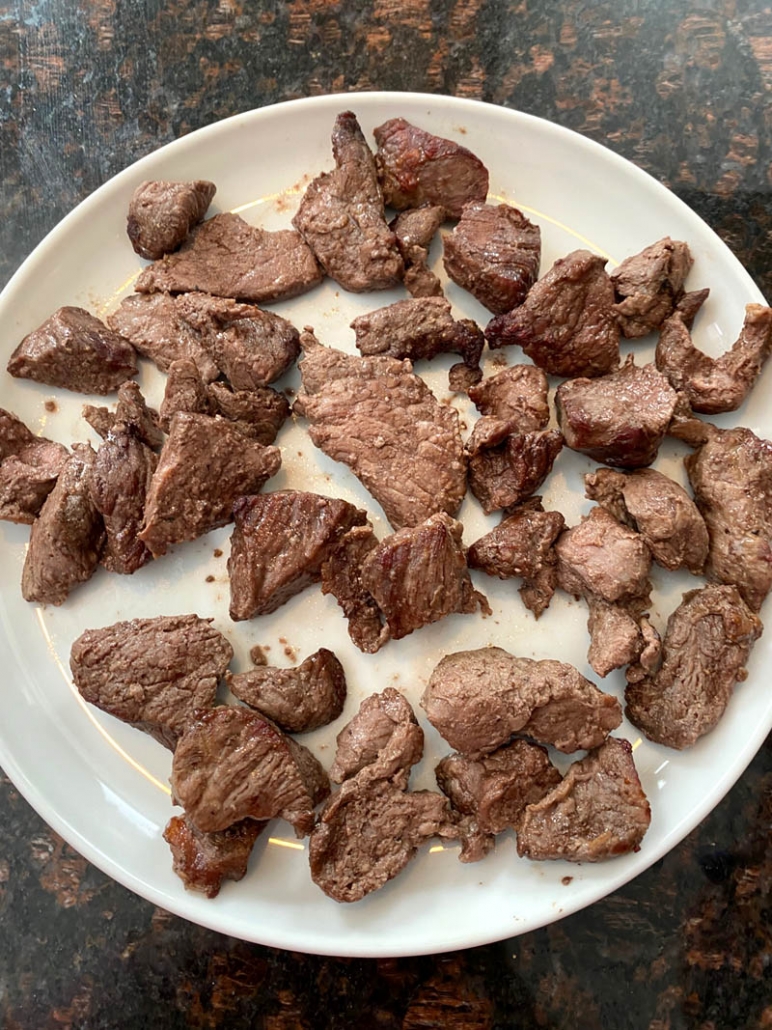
320,524 -> 390,654
467,498 -> 565,618
585,466 -> 708,574
421,647 -> 622,756
360,513 -> 490,641
468,364 -> 550,426
466,417 -> 564,514
21,443 -> 105,605
625,585 -> 763,749
228,490 -> 367,620
374,119 -> 489,218
486,250 -> 619,378
556,357 -> 678,468
329,688 -> 424,786
0,408 -> 68,524
611,237 -> 693,339
207,383 -> 290,445
159,358 -> 212,430
295,328 -> 411,406
127,179 -> 216,260
139,412 -> 281,557
655,304 -> 772,414
136,212 -> 323,303
293,111 -> 403,292
443,202 -> 541,315
586,599 -> 659,679
83,381 -> 165,451
517,737 -> 651,862
391,205 -> 444,298
8,307 -> 137,395
171,706 -> 329,836
164,814 -> 266,898
227,648 -> 347,734
70,614 -> 232,749
675,287 -> 710,327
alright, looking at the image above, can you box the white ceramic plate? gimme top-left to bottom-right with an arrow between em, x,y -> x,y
0,92 -> 769,958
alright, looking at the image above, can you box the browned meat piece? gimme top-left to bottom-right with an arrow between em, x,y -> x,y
329,688 -> 424,785
227,648 -> 347,734
293,112 -> 403,292
468,364 -> 550,426
466,498 -> 565,618
585,466 -> 708,574
228,490 -> 368,620
207,383 -> 290,445
655,304 -> 772,414
21,443 -> 105,605
83,381 -> 165,451
164,814 -> 266,898
171,706 -> 329,836
611,237 -> 693,339
517,737 -> 651,862
625,585 -> 763,749
374,118 -> 489,218
421,647 -> 622,756
295,327 -> 412,405
391,205 -> 445,299
403,257 -> 443,299
360,513 -> 490,641
676,287 -> 710,328
586,599 -> 659,679
136,212 -> 323,303
139,413 -> 281,557
486,250 -> 619,378
127,180 -> 216,260
556,357 -> 677,468
466,418 -> 564,514
681,423 -> 772,612
159,358 -> 212,431
443,202 -> 541,315
0,408 -> 68,524
320,524 -> 390,654
70,614 -> 232,749
8,307 -> 137,395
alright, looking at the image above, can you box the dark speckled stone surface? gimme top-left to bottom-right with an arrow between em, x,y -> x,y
2,2 -> 772,1027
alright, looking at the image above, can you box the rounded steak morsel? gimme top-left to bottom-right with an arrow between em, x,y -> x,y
127,179 -> 216,260
329,687 -> 424,785
611,237 -> 693,339
163,814 -> 267,898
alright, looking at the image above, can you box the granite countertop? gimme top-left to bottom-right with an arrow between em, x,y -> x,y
2,2 -> 772,1028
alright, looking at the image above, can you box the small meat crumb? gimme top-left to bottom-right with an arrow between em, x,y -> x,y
213,548 -> 223,558
249,645 -> 268,666
284,646 -> 297,661
562,876 -> 573,886
44,400 -> 57,413
205,575 -> 215,583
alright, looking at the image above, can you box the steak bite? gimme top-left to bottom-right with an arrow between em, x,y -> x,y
83,381 -> 165,451
468,364 -> 550,425
421,647 -> 622,756
516,737 -> 651,862
611,237 -> 693,339
293,111 -> 403,293
226,648 -> 347,734
127,179 -> 216,260
359,513 -> 490,641
586,599 -> 660,680
8,307 -> 138,395
391,205 -> 445,299
373,118 -> 489,218
320,524 -> 390,654
139,412 -> 281,557
556,357 -> 678,468
655,304 -> 772,414
329,688 -> 424,785
136,212 -> 323,304
0,408 -> 69,524
486,250 -> 619,378
227,490 -> 368,620
70,614 -> 233,749
171,706 -> 330,836
466,417 -> 564,514
21,443 -> 105,606
443,202 -> 541,315
164,814 -> 266,898
207,382 -> 290,445
625,584 -> 763,749
159,358 -> 212,430
295,327 -> 412,404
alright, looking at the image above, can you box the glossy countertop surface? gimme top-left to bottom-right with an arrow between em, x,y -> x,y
2,2 -> 772,1027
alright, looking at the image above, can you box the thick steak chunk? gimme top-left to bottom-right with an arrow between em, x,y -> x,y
329,688 -> 424,786
320,524 -> 390,654
163,814 -> 266,898
468,364 -> 550,426
466,418 -> 563,514
0,408 -> 69,524
586,599 -> 659,679
611,237 -> 693,338
159,357 -> 212,430
83,381 -> 165,451
207,383 -> 289,445
127,179 -> 216,260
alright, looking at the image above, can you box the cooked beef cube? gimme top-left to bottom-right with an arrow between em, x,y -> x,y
70,614 -> 232,748
421,647 -> 622,756
517,737 -> 651,862
0,409 -> 68,524
374,118 -> 489,218
136,212 -> 323,303
468,364 -> 550,427
108,293 -> 220,382
90,421 -> 157,574
295,327 -> 412,405
360,513 -> 490,641
655,304 -> 772,414
556,357 -> 677,468
207,382 -> 290,445
293,112 -> 403,292
611,237 -> 693,339
164,814 -> 266,898
675,287 -> 710,328
159,358 -> 213,431
227,648 -> 347,734
8,307 -> 138,395
625,585 -> 762,749
139,412 -> 281,557
443,202 -> 541,315
391,205 -> 445,299
486,250 -> 619,378
127,179 -> 216,260
171,706 -> 329,836
228,490 -> 368,620
320,524 -> 390,654
466,418 -> 563,514
585,466 -> 708,574
329,688 -> 424,786
83,381 -> 165,451
21,443 -> 105,605
467,498 -> 565,618
586,599 -> 658,679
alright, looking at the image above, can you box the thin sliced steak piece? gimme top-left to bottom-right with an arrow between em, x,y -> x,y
320,524 -> 390,654
127,179 -> 216,260
329,688 -> 424,786
164,814 -> 266,898
0,408 -> 69,524
294,327 -> 411,408
83,381 -> 165,451
611,237 -> 693,339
